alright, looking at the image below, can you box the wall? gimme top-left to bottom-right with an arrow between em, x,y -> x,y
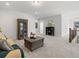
36,12 -> 79,37
37,15 -> 61,36
61,11 -> 79,37
0,10 -> 36,39
61,13 -> 69,37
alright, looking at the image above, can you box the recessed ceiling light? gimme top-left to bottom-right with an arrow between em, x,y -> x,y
33,1 -> 39,4
32,1 -> 41,6
5,2 -> 10,6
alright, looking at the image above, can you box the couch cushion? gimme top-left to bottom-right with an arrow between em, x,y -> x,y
5,49 -> 21,58
0,40 -> 14,51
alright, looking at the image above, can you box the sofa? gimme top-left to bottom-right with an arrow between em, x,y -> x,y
0,33 -> 24,58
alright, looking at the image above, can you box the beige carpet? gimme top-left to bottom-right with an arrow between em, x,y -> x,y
15,35 -> 79,58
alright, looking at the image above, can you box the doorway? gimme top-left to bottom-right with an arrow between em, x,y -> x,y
40,22 -> 44,34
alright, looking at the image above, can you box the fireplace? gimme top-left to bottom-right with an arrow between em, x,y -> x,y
46,27 -> 54,36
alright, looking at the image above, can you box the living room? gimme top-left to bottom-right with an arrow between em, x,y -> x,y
0,0 -> 79,58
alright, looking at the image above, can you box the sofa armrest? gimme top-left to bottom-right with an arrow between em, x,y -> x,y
12,44 -> 24,58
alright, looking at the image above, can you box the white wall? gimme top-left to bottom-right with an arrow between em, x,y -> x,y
0,10 -> 36,39
37,15 -> 61,36
36,11 -> 79,37
61,11 -> 79,37
61,13 -> 69,37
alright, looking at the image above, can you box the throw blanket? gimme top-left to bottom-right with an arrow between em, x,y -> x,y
0,50 -> 10,58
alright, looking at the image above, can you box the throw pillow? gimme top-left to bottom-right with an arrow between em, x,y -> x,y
0,40 -> 14,51
0,32 -> 7,40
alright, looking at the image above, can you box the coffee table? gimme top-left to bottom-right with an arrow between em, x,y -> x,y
24,36 -> 44,51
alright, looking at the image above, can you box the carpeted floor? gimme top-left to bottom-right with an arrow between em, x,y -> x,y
15,35 -> 79,58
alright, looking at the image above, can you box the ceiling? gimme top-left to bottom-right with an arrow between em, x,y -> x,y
0,1 -> 79,19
